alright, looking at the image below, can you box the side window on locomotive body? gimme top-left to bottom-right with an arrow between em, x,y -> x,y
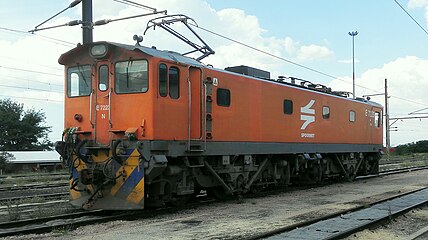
349,110 -> 356,123
114,59 -> 148,94
322,106 -> 330,119
283,99 -> 293,115
67,65 -> 92,97
217,88 -> 231,107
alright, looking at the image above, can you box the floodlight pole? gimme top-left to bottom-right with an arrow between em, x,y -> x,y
348,31 -> 358,99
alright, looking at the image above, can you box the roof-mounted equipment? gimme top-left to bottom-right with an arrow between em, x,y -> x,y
144,14 -> 215,61
225,65 -> 270,79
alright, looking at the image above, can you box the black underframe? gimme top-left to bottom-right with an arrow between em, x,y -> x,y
138,140 -> 382,159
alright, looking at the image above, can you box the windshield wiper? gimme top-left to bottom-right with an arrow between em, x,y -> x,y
126,58 -> 133,88
77,63 -> 89,88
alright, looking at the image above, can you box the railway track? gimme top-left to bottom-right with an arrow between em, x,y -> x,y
0,196 -> 215,238
0,166 -> 426,238
246,187 -> 428,240
0,172 -> 68,179
0,182 -> 68,192
0,210 -> 111,237
0,192 -> 69,205
353,165 -> 428,182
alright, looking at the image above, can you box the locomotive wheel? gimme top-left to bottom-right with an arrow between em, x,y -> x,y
249,184 -> 263,194
169,194 -> 191,207
209,187 -> 232,200
346,166 -> 356,182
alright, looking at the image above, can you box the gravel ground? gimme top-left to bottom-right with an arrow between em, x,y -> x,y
4,169 -> 428,240
344,205 -> 428,240
0,186 -> 68,200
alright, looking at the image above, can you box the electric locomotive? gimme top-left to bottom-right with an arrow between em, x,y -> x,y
56,17 -> 383,210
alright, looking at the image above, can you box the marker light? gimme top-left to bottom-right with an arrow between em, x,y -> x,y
90,44 -> 108,58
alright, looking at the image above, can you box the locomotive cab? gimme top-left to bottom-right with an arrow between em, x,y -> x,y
57,41 -> 195,209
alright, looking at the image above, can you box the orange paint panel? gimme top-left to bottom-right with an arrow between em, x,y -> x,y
203,68 -> 382,145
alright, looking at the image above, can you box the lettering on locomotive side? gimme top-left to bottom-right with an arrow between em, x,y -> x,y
96,105 -> 110,111
365,109 -> 375,118
301,133 -> 315,138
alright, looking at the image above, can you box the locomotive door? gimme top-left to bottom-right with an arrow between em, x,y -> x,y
189,67 -> 202,141
93,62 -> 111,145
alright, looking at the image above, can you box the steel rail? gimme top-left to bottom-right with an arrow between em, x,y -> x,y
0,192 -> 69,205
0,196 -> 215,238
0,166 -> 426,238
0,183 -> 68,192
246,186 -> 428,240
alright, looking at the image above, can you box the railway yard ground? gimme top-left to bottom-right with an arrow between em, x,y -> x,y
0,157 -> 428,240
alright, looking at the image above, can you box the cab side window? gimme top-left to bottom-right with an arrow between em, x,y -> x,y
374,111 -> 381,127
159,63 -> 168,97
158,64 -> 180,99
169,67 -> 180,99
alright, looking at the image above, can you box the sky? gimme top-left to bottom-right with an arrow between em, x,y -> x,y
1,0 -> 428,147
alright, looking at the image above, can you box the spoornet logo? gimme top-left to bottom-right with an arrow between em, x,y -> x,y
300,100 -> 315,130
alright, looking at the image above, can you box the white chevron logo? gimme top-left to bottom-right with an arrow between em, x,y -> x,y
300,100 -> 315,130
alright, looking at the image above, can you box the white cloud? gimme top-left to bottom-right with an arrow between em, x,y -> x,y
87,0 -> 333,67
408,0 -> 428,8
408,0 -> 428,28
297,44 -> 334,62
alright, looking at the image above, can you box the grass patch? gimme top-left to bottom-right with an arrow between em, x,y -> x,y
51,224 -> 74,235
6,201 -> 21,221
31,205 -> 71,219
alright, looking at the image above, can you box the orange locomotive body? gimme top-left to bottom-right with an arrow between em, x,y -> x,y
56,41 -> 383,210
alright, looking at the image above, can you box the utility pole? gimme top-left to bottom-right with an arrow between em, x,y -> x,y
348,31 -> 358,99
82,0 -> 93,44
384,78 -> 390,160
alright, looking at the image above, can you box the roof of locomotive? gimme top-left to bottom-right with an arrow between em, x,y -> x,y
211,67 -> 384,108
59,41 -> 382,108
59,41 -> 204,68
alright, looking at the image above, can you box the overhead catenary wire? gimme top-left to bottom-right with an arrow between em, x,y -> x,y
0,65 -> 62,77
112,0 -> 351,85
393,0 -> 428,36
0,94 -> 63,103
0,84 -> 63,93
0,55 -> 63,71
113,0 -> 157,12
143,15 -> 382,94
0,26 -> 76,47
115,2 -> 428,108
0,74 -> 63,87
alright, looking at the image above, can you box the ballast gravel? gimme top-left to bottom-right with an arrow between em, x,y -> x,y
5,169 -> 428,240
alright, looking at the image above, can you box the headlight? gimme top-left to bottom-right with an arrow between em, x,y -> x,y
90,44 -> 108,58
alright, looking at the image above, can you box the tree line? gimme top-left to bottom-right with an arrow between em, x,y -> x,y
394,140 -> 428,155
0,98 -> 52,170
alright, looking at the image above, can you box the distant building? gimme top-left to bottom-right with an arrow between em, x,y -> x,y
5,151 -> 63,173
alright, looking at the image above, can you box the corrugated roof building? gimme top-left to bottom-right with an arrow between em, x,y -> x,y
4,151 -> 62,173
